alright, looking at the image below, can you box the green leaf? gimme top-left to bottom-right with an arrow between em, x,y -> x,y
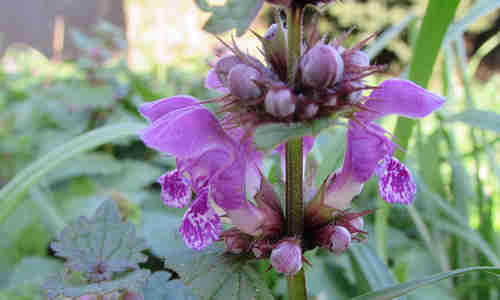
443,0 -> 500,44
447,110 -> 500,133
194,0 -> 264,36
0,122 -> 146,225
43,269 -> 150,300
141,271 -> 198,300
51,200 -> 148,279
366,12 -> 417,60
142,212 -> 274,300
255,118 -> 341,150
393,0 -> 460,161
349,244 -> 404,300
8,257 -> 63,288
350,267 -> 500,300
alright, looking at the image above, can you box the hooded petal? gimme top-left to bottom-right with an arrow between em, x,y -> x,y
358,79 -> 445,122
205,69 -> 229,94
158,170 -> 192,208
347,121 -> 395,182
209,150 -> 247,210
375,155 -> 416,205
139,96 -> 198,122
179,189 -> 221,250
140,105 -> 232,157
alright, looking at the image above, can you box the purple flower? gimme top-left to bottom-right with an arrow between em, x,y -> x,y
325,79 -> 445,208
140,96 -> 266,250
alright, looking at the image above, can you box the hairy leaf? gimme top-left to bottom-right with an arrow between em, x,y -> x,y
142,212 -> 274,300
51,200 -> 148,280
43,269 -> 150,300
255,117 -> 342,150
142,271 -> 198,300
195,0 -> 263,36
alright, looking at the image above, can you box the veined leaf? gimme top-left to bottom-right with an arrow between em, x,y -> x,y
141,271 -> 198,300
142,212 -> 274,300
350,267 -> 500,300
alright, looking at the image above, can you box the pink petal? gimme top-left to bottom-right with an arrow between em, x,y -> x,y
209,151 -> 247,210
179,189 -> 221,250
359,79 -> 445,122
347,121 -> 395,182
139,96 -> 199,122
205,69 -> 229,94
158,170 -> 192,208
140,106 -> 231,157
226,201 -> 265,236
324,168 -> 364,210
375,155 -> 416,205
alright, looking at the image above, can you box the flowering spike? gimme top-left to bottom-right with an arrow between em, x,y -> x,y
179,190 -> 221,250
270,239 -> 303,275
375,155 -> 416,205
158,170 -> 192,208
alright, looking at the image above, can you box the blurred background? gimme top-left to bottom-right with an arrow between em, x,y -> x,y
0,0 -> 498,299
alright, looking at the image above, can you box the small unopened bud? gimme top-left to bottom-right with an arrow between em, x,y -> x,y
222,229 -> 252,254
252,239 -> 273,258
303,103 -> 319,119
228,64 -> 262,100
343,50 -> 370,71
350,217 -> 364,232
325,95 -> 338,106
300,43 -> 344,88
270,239 -> 303,275
265,87 -> 296,118
346,80 -> 365,103
215,55 -> 241,84
330,226 -> 351,253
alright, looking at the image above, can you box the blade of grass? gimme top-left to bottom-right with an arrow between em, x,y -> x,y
366,12 -> 417,60
350,267 -> 500,300
393,0 -> 460,161
0,122 -> 146,224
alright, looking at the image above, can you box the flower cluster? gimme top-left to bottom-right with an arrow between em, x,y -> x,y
139,21 -> 444,275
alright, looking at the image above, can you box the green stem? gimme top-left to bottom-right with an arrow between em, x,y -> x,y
287,5 -> 303,86
286,137 -> 307,300
286,5 -> 307,300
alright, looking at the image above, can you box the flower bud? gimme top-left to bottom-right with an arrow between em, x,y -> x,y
228,64 -> 262,100
215,55 -> 241,84
270,239 -> 303,275
222,229 -> 252,254
350,216 -> 364,232
330,226 -> 351,253
265,87 -> 296,118
343,50 -> 370,71
252,239 -> 273,258
300,43 -> 344,88
345,80 -> 365,103
303,103 -> 319,119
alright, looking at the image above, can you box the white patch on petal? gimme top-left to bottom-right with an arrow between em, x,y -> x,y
375,156 -> 416,205
179,190 -> 221,250
159,170 -> 192,208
